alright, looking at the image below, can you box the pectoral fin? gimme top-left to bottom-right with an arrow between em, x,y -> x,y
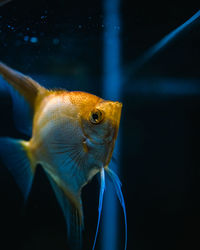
0,137 -> 34,201
45,171 -> 83,250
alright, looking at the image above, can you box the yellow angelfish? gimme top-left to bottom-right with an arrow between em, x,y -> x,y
0,62 -> 127,250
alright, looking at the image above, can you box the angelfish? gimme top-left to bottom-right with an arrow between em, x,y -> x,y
0,62 -> 127,250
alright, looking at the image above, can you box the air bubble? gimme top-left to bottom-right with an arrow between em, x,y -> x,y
30,37 -> 38,43
53,38 -> 60,45
24,36 -> 29,42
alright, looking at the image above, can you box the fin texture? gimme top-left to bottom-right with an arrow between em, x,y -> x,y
0,62 -> 47,136
0,137 -> 34,201
0,62 -> 44,108
4,82 -> 33,136
45,172 -> 84,250
106,168 -> 127,250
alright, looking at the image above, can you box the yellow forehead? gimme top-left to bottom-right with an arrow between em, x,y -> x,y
68,91 -> 102,118
68,91 -> 122,123
69,91 -> 102,107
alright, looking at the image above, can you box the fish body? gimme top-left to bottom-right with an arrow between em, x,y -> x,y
34,93 -> 119,171
0,62 -> 126,249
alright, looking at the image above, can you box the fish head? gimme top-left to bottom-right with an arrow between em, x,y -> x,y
33,91 -> 122,187
74,92 -> 122,169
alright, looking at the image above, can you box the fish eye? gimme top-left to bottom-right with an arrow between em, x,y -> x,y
89,109 -> 104,124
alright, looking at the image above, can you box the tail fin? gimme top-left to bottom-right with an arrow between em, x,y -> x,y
0,137 -> 34,201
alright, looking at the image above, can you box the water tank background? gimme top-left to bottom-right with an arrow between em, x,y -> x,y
0,1 -> 200,250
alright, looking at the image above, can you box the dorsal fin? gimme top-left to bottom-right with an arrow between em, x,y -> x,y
0,62 -> 48,136
0,62 -> 46,109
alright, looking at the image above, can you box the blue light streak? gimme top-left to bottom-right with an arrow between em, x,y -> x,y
103,0 -> 121,100
102,0 -> 122,250
126,10 -> 200,76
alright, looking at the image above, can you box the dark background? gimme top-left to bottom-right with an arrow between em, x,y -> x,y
0,1 -> 200,250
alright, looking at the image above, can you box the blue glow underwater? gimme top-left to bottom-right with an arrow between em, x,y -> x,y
102,0 -> 123,249
0,2 -> 200,250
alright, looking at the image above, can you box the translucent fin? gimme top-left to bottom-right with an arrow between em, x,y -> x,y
92,168 -> 105,250
0,62 -> 45,108
106,168 -> 127,250
45,172 -> 83,250
0,137 -> 34,201
0,62 -> 47,136
4,82 -> 33,136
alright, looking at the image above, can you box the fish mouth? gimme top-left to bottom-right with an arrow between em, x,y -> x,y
82,100 -> 122,168
104,129 -> 118,167
104,101 -> 122,166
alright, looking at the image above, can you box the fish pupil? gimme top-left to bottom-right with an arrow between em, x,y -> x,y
90,109 -> 103,124
92,113 -> 99,121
